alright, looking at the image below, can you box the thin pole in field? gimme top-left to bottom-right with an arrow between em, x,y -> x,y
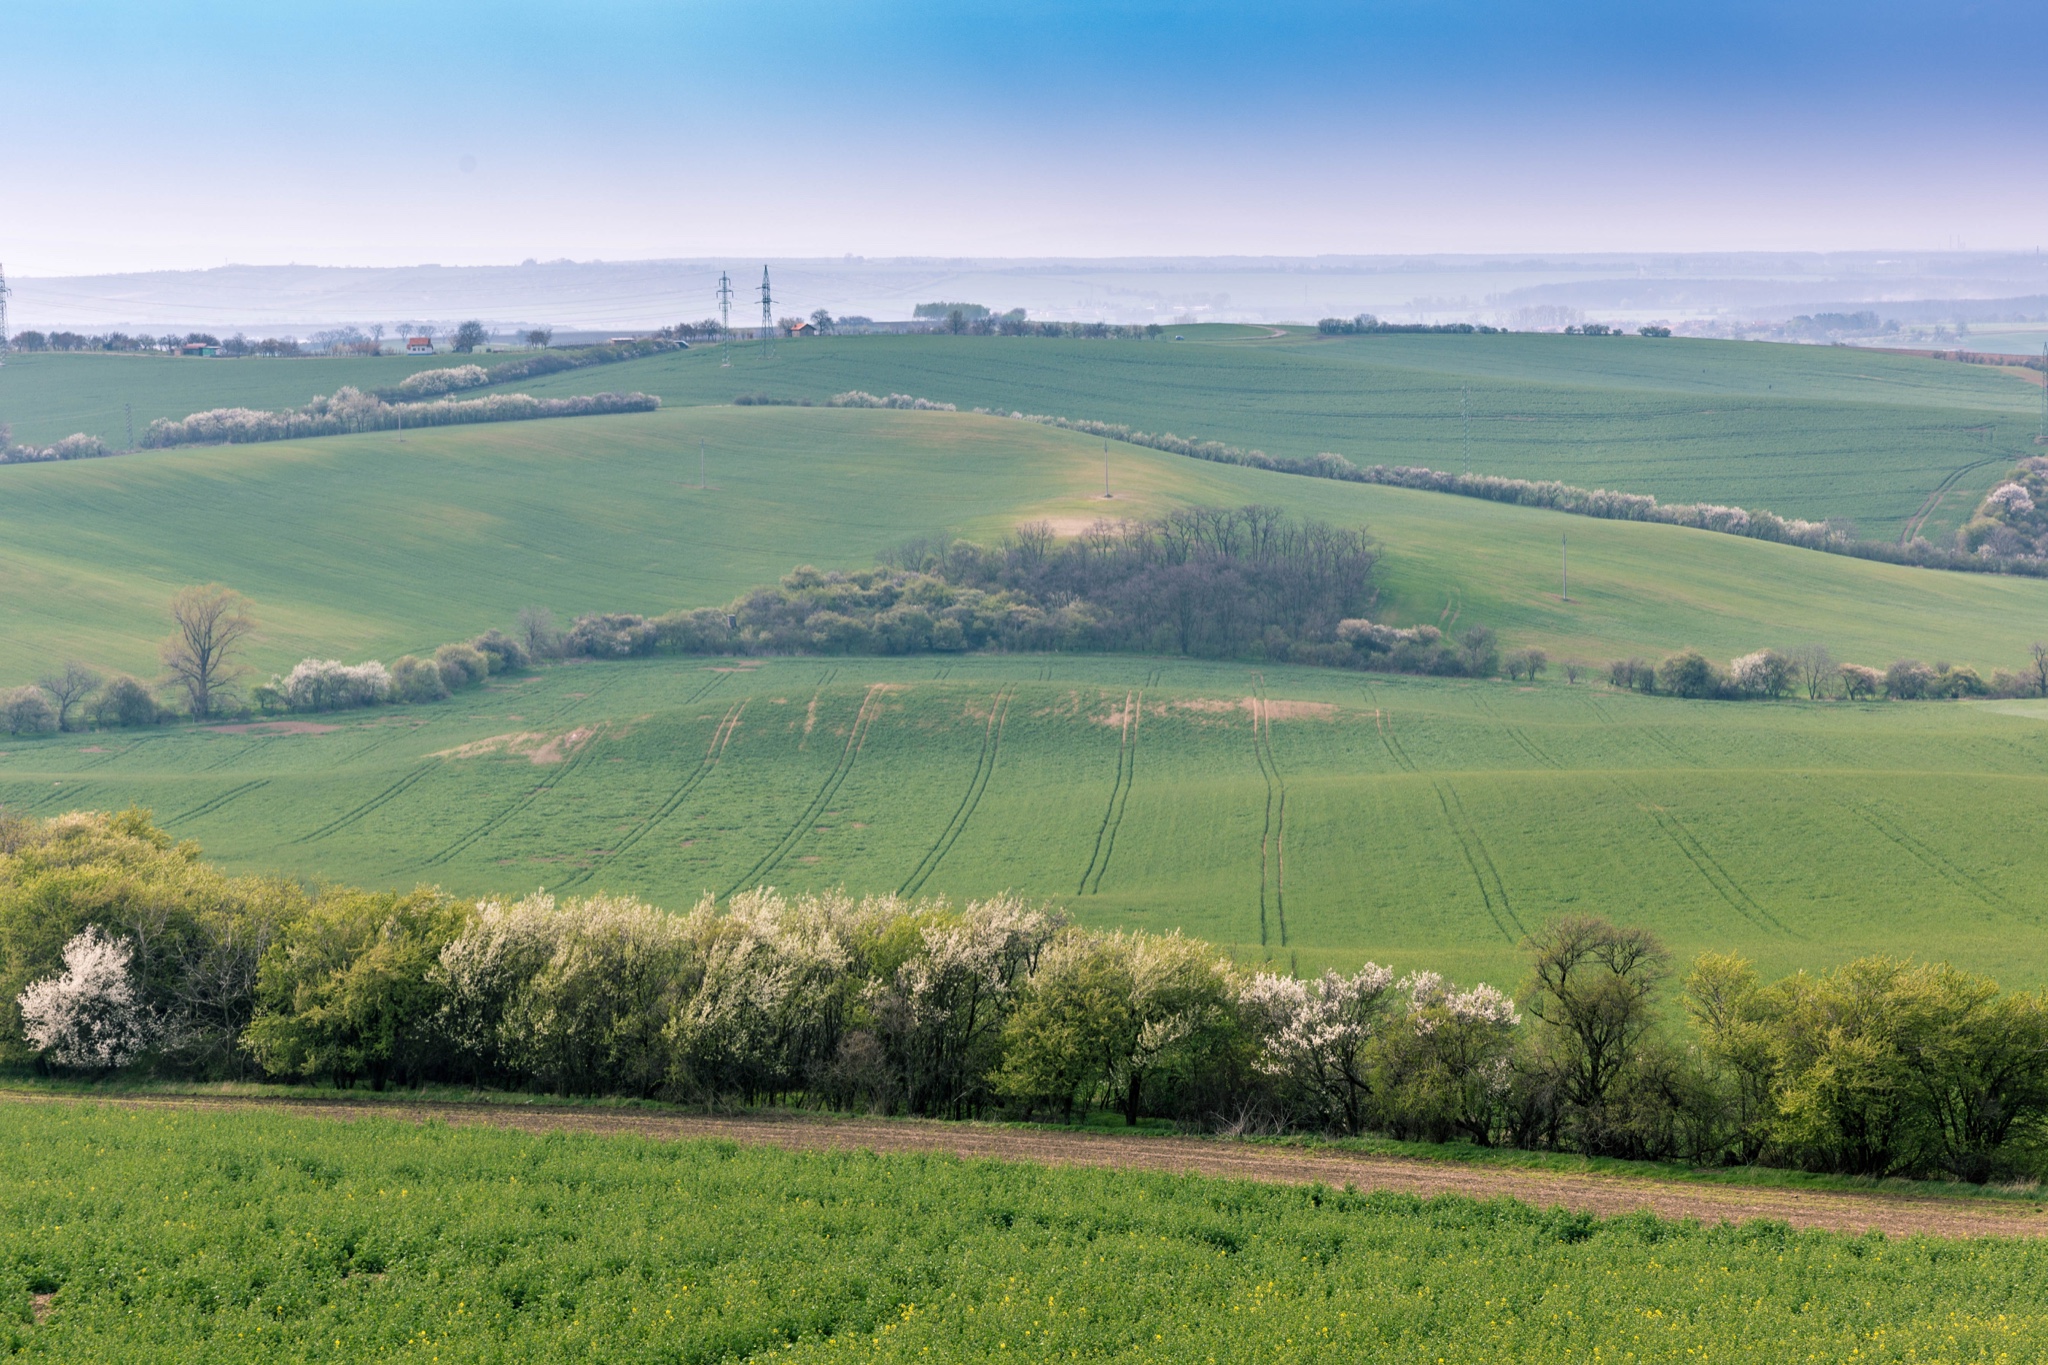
700,438 -> 706,490
1562,533 -> 1569,602
1104,441 -> 1110,498
2040,343 -> 2046,441
125,402 -> 133,449
1462,385 -> 1470,474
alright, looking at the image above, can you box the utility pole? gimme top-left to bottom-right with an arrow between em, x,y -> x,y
125,402 -> 133,450
2040,343 -> 2046,442
717,271 -> 733,368
1561,533 -> 1569,602
0,261 -> 11,364
759,266 -> 774,358
1104,440 -> 1110,497
700,437 -> 706,490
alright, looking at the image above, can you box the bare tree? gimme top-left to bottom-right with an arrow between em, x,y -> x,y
1794,643 -> 1836,700
517,605 -> 561,660
37,662 -> 102,731
1560,660 -> 1584,684
809,309 -> 834,334
524,327 -> 553,348
2032,641 -> 2048,698
161,585 -> 256,719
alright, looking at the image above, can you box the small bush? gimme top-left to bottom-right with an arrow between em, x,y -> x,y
389,656 -> 450,704
433,643 -> 491,690
1,687 -> 57,735
86,676 -> 161,728
469,629 -> 530,673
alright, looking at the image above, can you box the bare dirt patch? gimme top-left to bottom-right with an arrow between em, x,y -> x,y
528,727 -> 595,764
13,1092 -> 2043,1241
30,1292 -> 51,1325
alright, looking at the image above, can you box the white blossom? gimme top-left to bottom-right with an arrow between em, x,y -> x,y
18,927 -> 156,1069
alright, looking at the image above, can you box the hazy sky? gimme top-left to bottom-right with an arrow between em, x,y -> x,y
9,1 -> 2044,275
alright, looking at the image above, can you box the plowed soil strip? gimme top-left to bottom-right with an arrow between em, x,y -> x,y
8,1092 -> 2042,1240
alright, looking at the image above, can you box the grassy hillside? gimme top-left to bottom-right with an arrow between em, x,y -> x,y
6,332 -> 2040,541
8,654 -> 2048,985
5,405 -> 2047,684
0,350 -> 487,447
503,329 -> 2043,540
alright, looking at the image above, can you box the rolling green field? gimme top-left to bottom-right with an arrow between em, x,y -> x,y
0,350 -> 478,448
4,1102 -> 2043,1361
501,328 -> 2043,541
6,404 -> 2048,686
9,655 -> 2048,986
6,330 -> 2041,540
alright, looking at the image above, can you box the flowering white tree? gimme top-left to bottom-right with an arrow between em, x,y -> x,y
18,927 -> 156,1070
281,659 -> 392,711
1376,971 -> 1522,1145
1241,964 -> 1395,1133
869,896 -> 1057,1116
1990,482 -> 2036,515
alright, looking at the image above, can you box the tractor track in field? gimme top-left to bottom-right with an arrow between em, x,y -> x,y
417,732 -> 610,871
1250,687 -> 1288,947
1371,705 -> 1420,774
1899,455 -> 2007,545
1078,690 -> 1142,896
900,686 -> 1014,897
291,764 -> 438,844
20,1092 -> 2039,1241
554,701 -> 749,892
725,684 -> 887,896
1432,780 -> 1524,944
1611,777 -> 1794,938
168,779 -> 271,824
1837,794 -> 2020,916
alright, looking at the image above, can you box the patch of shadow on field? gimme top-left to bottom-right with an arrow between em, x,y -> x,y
21,1092 -> 2047,1242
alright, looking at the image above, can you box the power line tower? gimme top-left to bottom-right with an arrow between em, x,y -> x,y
758,266 -> 774,358
0,262 -> 11,364
2040,342 -> 2046,443
716,271 -> 733,368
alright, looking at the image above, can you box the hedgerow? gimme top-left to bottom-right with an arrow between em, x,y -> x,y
8,809 -> 2048,1181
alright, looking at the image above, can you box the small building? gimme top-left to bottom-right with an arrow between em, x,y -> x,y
178,342 -> 219,357
406,336 -> 435,354
786,320 -> 817,337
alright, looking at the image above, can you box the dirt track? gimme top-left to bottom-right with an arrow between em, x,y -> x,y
11,1091 -> 2045,1240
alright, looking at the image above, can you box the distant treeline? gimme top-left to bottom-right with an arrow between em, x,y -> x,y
138,388 -> 657,449
985,408 -> 2048,579
10,810 -> 2048,1183
367,337 -> 677,401
1318,314 -> 1504,335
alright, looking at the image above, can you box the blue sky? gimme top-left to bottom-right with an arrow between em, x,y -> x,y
9,1 -> 2045,273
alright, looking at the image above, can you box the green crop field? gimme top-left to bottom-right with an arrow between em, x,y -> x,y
9,654 -> 2048,986
3,1102 -> 2043,1361
0,350 -> 482,448
6,330 -> 2041,541
496,329 -> 2044,541
6,405 -> 2048,687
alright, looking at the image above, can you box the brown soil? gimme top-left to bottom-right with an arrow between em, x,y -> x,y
10,1092 -> 2043,1240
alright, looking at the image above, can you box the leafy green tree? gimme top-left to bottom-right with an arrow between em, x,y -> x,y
244,888 -> 468,1088
1522,916 -> 1670,1154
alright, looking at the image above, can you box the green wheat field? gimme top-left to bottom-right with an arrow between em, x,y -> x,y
7,654 -> 2047,985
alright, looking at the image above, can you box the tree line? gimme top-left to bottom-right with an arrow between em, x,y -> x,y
6,808 -> 2046,1183
1607,643 -> 2048,701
